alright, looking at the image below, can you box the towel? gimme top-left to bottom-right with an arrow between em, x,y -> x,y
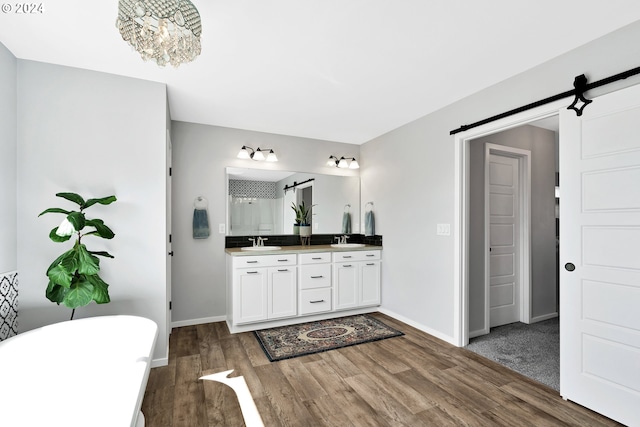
342,212 -> 351,234
365,210 -> 375,236
193,208 -> 210,239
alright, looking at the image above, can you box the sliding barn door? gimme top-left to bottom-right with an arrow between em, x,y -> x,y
560,83 -> 640,426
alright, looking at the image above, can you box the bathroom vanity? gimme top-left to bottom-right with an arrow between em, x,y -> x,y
226,245 -> 382,333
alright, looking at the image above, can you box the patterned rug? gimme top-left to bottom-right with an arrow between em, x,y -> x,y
254,314 -> 404,362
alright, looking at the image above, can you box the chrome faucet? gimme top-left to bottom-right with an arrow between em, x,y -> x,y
257,237 -> 267,247
335,235 -> 349,244
248,238 -> 256,247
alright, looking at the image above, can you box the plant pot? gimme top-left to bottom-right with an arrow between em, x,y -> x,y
293,224 -> 300,235
299,225 -> 312,237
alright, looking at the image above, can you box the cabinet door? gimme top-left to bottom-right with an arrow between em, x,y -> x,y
234,269 -> 268,324
360,261 -> 381,306
268,267 -> 297,319
334,263 -> 358,310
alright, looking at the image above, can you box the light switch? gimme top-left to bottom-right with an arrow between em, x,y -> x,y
219,223 -> 226,234
436,223 -> 451,236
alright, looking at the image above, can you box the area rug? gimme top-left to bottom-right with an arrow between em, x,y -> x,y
254,314 -> 404,362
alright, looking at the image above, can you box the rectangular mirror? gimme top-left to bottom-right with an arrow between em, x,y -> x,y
227,167 -> 360,236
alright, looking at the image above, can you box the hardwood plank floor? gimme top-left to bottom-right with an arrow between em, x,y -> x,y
142,313 -> 622,426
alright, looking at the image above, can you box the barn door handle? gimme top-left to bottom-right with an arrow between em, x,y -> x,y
565,263 -> 576,272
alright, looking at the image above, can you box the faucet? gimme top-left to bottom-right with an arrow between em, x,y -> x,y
248,238 -> 256,247
335,235 -> 349,244
257,237 -> 267,247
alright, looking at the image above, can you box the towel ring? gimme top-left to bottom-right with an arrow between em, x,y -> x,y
344,204 -> 351,212
365,201 -> 374,211
194,196 -> 208,209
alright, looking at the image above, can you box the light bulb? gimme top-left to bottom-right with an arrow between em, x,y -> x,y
337,157 -> 349,168
237,146 -> 251,159
266,150 -> 278,162
349,158 -> 360,169
252,148 -> 265,161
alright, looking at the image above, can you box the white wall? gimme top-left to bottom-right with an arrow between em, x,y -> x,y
0,42 -> 16,274
468,125 -> 557,334
16,61 -> 169,363
360,21 -> 640,343
170,121 -> 359,324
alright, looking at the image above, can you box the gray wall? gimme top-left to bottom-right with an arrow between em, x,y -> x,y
16,61 -> 170,363
170,121 -> 359,324
0,42 -> 16,274
468,125 -> 557,335
360,21 -> 640,342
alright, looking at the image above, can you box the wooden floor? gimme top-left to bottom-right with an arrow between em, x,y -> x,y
142,313 -> 621,427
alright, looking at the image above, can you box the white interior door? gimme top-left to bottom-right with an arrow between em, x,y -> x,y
560,84 -> 640,426
488,153 -> 520,327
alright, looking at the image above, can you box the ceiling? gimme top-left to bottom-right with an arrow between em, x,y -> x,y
1,1 -> 639,144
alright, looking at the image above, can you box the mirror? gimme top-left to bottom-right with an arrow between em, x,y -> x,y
227,167 -> 360,236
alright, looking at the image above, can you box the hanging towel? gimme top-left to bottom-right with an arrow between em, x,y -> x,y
342,212 -> 351,234
365,210 -> 375,236
193,209 -> 210,239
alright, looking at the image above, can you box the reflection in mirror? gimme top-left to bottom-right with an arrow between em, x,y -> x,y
227,167 -> 360,236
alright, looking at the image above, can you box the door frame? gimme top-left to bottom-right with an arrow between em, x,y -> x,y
481,144 -> 532,336
453,98 -> 568,346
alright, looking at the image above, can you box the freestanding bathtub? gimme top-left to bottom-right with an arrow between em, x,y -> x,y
0,315 -> 158,427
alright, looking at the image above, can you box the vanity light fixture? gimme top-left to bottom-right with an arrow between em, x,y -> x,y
327,155 -> 359,169
237,146 -> 278,162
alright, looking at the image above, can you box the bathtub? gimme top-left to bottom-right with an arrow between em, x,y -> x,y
0,315 -> 158,427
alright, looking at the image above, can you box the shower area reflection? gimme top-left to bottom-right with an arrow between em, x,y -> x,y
228,179 -> 282,235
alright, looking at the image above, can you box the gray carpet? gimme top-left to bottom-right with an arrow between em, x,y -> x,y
466,318 -> 559,391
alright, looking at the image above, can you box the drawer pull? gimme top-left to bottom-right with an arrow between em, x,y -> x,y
310,299 -> 325,304
366,263 -> 375,266
246,261 -> 258,264
278,269 -> 288,272
366,254 -> 375,257
278,259 -> 289,262
247,271 -> 259,274
312,257 -> 322,260
343,255 -> 352,258
343,264 -> 352,267
311,275 -> 324,279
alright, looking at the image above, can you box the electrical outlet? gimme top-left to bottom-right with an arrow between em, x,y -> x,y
219,223 -> 225,234
436,223 -> 451,236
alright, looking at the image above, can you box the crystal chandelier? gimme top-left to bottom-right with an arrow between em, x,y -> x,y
116,0 -> 202,67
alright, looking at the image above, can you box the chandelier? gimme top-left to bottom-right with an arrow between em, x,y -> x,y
116,0 -> 202,67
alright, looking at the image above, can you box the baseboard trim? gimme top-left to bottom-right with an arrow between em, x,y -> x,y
171,315 -> 227,329
377,307 -> 457,346
469,328 -> 488,339
530,312 -> 559,323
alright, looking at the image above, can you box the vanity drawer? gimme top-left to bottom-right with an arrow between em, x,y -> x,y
299,252 -> 332,264
332,250 -> 381,262
299,264 -> 332,290
234,254 -> 297,268
299,288 -> 332,315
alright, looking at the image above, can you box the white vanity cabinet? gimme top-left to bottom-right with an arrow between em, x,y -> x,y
333,250 -> 381,311
227,247 -> 381,333
298,252 -> 332,315
231,254 -> 297,324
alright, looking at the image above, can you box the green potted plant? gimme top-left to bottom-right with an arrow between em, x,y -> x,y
296,200 -> 315,237
39,192 -> 117,320
291,202 -> 302,234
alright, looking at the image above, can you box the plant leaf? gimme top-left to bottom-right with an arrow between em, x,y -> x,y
38,207 -> 70,217
66,211 -> 86,232
47,264 -> 73,288
89,251 -> 114,258
77,244 -> 100,275
84,195 -> 117,209
56,192 -> 85,207
85,218 -> 115,239
46,281 -> 67,304
86,275 -> 110,304
49,227 -> 72,243
62,277 -> 94,308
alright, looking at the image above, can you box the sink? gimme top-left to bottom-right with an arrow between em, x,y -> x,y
241,246 -> 282,251
330,243 -> 365,248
